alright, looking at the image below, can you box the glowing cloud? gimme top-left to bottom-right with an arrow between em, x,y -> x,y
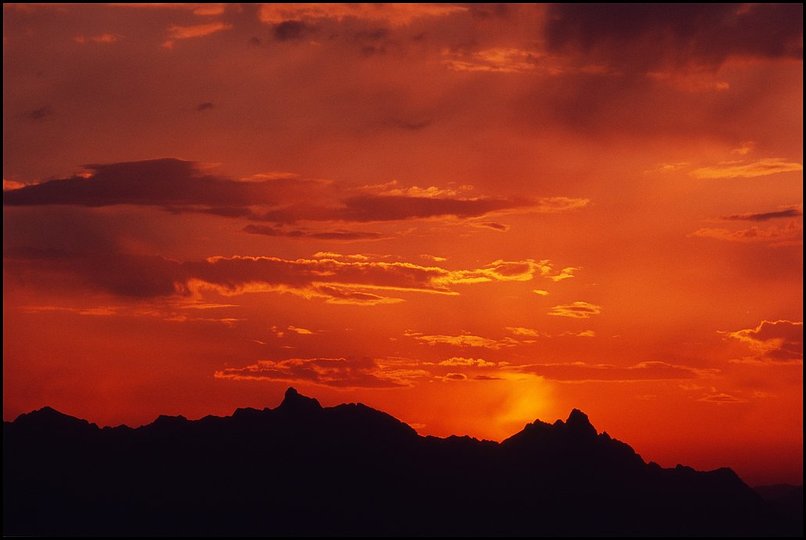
537,261 -> 580,282
506,326 -> 541,337
259,3 -> 466,26
3,179 -> 26,191
405,331 -> 519,350
437,357 -> 497,368
533,197 -> 590,213
163,22 -> 232,48
690,158 -> 803,179
727,320 -> 803,362
12,249 -> 557,306
548,301 -> 602,319
443,48 -> 542,74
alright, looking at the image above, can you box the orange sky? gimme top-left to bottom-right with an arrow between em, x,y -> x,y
3,3 -> 802,486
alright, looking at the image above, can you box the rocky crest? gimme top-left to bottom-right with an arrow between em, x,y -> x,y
3,388 -> 797,536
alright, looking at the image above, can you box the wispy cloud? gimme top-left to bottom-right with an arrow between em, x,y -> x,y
537,261 -> 580,282
690,158 -> 802,179
435,357 -> 497,368
243,224 -> 389,241
215,357 -> 427,388
443,47 -> 542,74
11,248 -> 562,306
691,221 -> 802,246
163,22 -> 232,48
473,221 -> 510,232
516,360 -> 713,382
258,3 -> 466,26
404,331 -> 520,350
697,392 -> 747,404
271,325 -> 315,338
506,326 -> 542,337
74,33 -> 121,44
722,208 -> 802,222
561,330 -> 596,338
548,301 -> 601,319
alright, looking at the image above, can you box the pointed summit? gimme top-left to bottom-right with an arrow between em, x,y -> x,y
278,387 -> 322,414
565,408 -> 597,438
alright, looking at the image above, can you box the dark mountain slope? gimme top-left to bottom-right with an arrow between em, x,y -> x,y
3,388 -> 798,536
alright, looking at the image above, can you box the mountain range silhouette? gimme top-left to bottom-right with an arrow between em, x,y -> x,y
3,387 -> 802,536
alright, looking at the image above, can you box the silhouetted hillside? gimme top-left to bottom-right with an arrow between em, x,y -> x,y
3,388 -> 800,536
755,484 -> 804,535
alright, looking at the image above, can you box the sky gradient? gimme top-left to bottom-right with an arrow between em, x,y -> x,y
3,3 -> 803,485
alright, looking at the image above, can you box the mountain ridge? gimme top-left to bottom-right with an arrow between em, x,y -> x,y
4,387 -> 800,536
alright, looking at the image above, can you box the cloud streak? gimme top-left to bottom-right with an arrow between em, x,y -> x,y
163,22 -> 232,48
691,222 -> 802,245
690,159 -> 803,179
258,3 -> 466,26
548,301 -> 602,319
243,224 -> 389,242
723,208 -> 802,222
257,195 -> 535,224
436,357 -> 497,368
215,357 -> 425,388
442,47 -> 541,74
8,247 -> 560,305
4,159 -> 585,229
2,159 -> 291,209
516,361 -> 711,382
405,331 -> 520,350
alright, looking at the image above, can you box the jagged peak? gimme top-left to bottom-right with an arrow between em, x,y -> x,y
278,387 -> 322,413
566,408 -> 590,424
566,408 -> 597,437
25,406 -> 65,418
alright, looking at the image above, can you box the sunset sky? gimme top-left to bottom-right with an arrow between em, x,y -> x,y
3,3 -> 802,485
